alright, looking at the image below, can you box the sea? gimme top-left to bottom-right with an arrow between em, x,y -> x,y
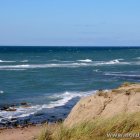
0,46 -> 140,126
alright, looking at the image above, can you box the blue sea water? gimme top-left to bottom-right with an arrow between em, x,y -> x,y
0,46 -> 140,126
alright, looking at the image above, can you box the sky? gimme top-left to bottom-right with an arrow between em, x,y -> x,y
0,0 -> 140,46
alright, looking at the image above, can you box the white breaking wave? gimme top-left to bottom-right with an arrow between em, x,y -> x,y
20,60 -> 28,63
0,91 -> 4,94
0,63 -> 90,69
49,59 -> 74,63
93,69 -> 99,72
104,73 -> 140,78
0,59 -> 135,70
42,92 -> 82,109
77,59 -> 92,63
0,69 -> 27,71
0,64 -> 30,69
102,59 -> 120,64
45,90 -> 94,108
95,59 -> 130,65
135,57 -> 140,59
0,60 -> 16,63
0,106 -> 41,121
0,59 -> 29,63
0,90 -> 96,122
0,62 -> 125,70
117,58 -> 124,61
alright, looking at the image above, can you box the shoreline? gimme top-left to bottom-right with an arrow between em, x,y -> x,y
0,82 -> 140,140
0,97 -> 80,128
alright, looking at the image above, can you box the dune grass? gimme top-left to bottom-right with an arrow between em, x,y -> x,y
38,112 -> 140,140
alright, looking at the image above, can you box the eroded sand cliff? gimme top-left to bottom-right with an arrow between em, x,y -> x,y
64,83 -> 140,127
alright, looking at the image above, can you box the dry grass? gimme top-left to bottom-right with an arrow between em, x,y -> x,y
38,112 -> 140,140
120,82 -> 135,87
96,90 -> 108,98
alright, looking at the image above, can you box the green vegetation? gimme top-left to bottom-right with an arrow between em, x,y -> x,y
38,112 -> 140,140
121,82 -> 136,87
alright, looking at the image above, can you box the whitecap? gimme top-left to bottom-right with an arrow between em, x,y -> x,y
95,59 -> 130,65
0,63 -> 90,69
0,60 -> 16,63
93,69 -> 99,72
135,57 -> 140,59
49,59 -> 74,63
20,60 -> 28,63
104,73 -> 140,78
0,106 -> 40,121
117,58 -> 124,61
104,59 -> 120,64
77,59 -> 92,63
0,69 -> 27,71
45,91 -> 93,108
0,60 -> 133,70
0,90 -> 96,122
0,91 -> 4,94
0,65 -> 30,69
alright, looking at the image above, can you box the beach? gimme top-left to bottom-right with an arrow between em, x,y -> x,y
0,125 -> 42,140
0,82 -> 140,140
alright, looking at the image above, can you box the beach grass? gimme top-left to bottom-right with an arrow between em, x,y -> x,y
38,112 -> 140,140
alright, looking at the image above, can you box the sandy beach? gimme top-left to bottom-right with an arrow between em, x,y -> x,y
0,125 -> 42,140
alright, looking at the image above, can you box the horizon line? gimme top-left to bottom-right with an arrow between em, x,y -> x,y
0,45 -> 140,47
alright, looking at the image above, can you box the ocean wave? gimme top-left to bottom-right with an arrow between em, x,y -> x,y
0,63 -> 90,69
0,59 -> 29,63
77,59 -> 92,63
135,57 -> 140,59
0,69 -> 27,71
49,59 -> 74,63
117,58 -> 124,61
0,64 -> 30,69
0,91 -> 4,94
0,60 -> 16,63
93,69 -> 99,72
45,90 -> 94,108
101,59 -> 120,64
0,62 -> 125,70
0,59 -> 134,70
20,60 -> 28,63
0,90 -> 95,123
95,59 -> 130,65
104,73 -> 140,78
0,105 -> 41,121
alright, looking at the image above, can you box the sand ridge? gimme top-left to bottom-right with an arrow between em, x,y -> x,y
64,83 -> 140,127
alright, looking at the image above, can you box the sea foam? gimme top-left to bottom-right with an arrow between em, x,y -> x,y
0,90 -> 95,123
0,59 -> 133,71
20,60 -> 28,62
104,72 -> 140,78
0,60 -> 16,63
77,59 -> 92,63
0,91 -> 4,94
103,59 -> 120,64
